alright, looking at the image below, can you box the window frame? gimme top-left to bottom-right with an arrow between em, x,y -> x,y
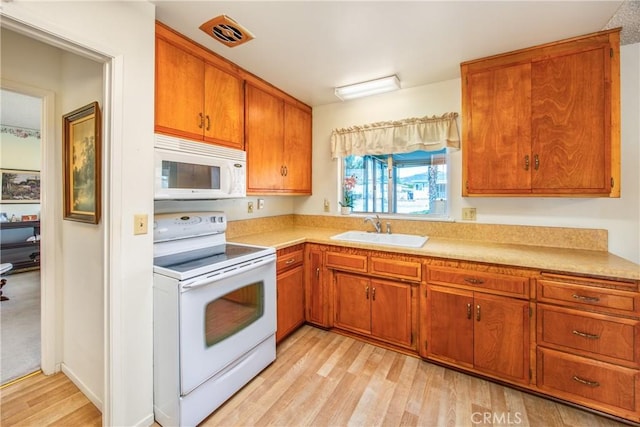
341,149 -> 450,219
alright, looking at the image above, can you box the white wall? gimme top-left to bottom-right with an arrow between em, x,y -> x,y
1,2 -> 156,426
298,44 -> 640,263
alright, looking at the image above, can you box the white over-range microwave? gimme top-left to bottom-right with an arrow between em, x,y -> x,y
154,134 -> 246,200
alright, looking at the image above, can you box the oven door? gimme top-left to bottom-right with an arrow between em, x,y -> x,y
178,255 -> 276,395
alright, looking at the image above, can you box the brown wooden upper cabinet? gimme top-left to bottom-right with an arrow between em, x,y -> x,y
155,23 -> 244,150
245,83 -> 312,195
461,29 -> 620,197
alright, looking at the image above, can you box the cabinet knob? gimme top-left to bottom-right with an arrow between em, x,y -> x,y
205,115 -> 211,131
372,287 -> 376,301
476,304 -> 481,321
466,303 -> 472,319
315,267 -> 320,278
534,154 -> 540,170
198,112 -> 204,129
464,277 -> 484,285
524,155 -> 530,171
365,286 -> 369,299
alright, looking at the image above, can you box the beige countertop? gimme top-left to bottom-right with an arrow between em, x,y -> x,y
229,226 -> 640,281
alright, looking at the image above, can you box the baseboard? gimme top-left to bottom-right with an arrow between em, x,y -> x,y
61,363 -> 103,412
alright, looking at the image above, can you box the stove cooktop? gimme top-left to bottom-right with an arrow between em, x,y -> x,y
153,243 -> 275,281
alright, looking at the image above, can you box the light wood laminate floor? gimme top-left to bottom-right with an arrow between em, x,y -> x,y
1,325 -> 630,426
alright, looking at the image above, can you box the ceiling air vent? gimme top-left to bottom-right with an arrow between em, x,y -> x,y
199,15 -> 255,48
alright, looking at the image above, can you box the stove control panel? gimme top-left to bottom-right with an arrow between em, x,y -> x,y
153,212 -> 226,242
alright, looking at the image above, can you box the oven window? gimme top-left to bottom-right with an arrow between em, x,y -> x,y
161,160 -> 221,190
204,281 -> 264,347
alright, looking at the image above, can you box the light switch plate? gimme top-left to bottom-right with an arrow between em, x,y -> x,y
134,214 -> 148,235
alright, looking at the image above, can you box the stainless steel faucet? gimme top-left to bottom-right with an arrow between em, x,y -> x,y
364,215 -> 382,233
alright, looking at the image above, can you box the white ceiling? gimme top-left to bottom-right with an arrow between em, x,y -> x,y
2,1 -> 637,130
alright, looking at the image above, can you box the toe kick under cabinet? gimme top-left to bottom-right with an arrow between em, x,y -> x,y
535,273 -> 640,422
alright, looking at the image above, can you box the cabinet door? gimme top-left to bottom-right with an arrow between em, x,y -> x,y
155,37 -> 204,140
464,63 -> 531,194
246,84 -> 284,192
370,279 -> 413,348
531,46 -> 611,194
203,63 -> 244,149
305,245 -> 329,327
276,265 -> 305,343
282,103 -> 312,194
334,273 -> 371,336
425,285 -> 474,367
474,293 -> 530,383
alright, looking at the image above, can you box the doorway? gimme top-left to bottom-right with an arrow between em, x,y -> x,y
0,89 -> 43,384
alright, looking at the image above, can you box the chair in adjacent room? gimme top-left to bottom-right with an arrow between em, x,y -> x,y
0,263 -> 13,301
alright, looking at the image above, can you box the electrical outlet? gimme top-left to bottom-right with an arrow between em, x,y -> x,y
462,207 -> 477,221
247,201 -> 254,213
324,198 -> 330,212
134,214 -> 148,235
257,199 -> 265,210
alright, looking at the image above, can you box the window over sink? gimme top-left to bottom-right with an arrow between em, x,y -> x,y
342,149 -> 448,217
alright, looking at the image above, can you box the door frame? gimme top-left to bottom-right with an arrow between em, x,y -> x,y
0,80 -> 57,376
1,15 -> 118,426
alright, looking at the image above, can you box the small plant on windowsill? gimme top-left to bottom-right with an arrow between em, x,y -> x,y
339,174 -> 357,214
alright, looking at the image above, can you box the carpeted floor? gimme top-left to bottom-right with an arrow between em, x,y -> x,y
1,270 -> 40,384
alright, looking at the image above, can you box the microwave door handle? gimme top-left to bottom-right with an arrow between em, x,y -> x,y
222,163 -> 233,194
181,255 -> 275,290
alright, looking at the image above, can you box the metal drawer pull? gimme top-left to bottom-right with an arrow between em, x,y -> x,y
572,294 -> 600,303
365,286 -> 369,299
315,267 -> 320,278
466,303 -> 472,319
285,258 -> 296,264
572,376 -> 600,387
372,287 -> 376,301
198,112 -> 204,129
572,330 -> 600,340
476,305 -> 481,321
524,155 -> 530,171
464,277 -> 484,285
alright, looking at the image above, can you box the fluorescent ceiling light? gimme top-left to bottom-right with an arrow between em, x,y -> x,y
334,75 -> 400,101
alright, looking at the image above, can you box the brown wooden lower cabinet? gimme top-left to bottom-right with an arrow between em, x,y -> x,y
537,347 -> 640,417
304,244 -> 331,328
297,243 -> 640,423
276,245 -> 305,343
334,272 -> 415,349
422,284 -> 530,384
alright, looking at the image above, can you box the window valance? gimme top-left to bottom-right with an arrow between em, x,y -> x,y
330,112 -> 460,159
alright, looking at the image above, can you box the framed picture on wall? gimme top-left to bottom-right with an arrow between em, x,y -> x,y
0,169 -> 41,203
63,101 -> 101,224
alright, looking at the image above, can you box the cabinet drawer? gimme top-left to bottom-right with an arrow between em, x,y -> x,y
370,257 -> 421,282
427,266 -> 529,298
326,251 -> 367,273
537,278 -> 640,317
276,248 -> 304,273
537,347 -> 639,413
538,304 -> 640,367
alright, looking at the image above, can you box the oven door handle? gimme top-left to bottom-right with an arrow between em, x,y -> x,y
181,255 -> 276,290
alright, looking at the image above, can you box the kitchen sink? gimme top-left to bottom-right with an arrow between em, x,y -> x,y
330,230 -> 428,248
